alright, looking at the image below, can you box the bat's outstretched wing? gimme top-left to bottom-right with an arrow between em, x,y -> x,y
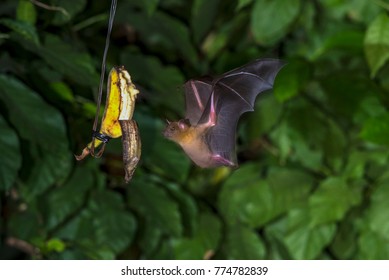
183,77 -> 213,125
199,59 -> 285,166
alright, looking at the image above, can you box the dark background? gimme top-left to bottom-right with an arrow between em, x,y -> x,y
1,0 -> 389,259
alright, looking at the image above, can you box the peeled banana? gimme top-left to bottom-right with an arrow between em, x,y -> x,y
75,66 -> 141,183
75,66 -> 139,160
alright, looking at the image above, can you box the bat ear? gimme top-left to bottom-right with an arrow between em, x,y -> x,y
178,121 -> 186,130
178,119 -> 190,130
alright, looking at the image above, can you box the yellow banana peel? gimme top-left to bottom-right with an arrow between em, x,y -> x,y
75,66 -> 140,161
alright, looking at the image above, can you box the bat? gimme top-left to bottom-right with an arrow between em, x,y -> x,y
163,58 -> 285,168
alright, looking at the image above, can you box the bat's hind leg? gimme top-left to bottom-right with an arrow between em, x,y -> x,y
211,154 -> 236,167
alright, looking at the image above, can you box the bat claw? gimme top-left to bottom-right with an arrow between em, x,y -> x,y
212,154 -> 235,167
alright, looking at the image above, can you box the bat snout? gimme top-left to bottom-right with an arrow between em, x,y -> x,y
162,123 -> 176,139
163,119 -> 175,138
162,127 -> 171,139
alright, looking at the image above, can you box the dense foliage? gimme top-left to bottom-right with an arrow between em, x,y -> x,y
1,0 -> 389,260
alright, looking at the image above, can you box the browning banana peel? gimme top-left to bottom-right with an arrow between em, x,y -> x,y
75,66 -> 139,160
120,120 -> 141,183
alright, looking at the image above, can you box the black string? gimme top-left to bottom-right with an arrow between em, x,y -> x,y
92,130 -> 111,144
90,0 -> 117,157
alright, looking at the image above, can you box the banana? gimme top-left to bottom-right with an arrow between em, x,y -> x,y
75,66 -> 139,160
101,65 -> 139,136
120,119 -> 141,183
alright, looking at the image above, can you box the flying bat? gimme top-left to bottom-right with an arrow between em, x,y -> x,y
163,59 -> 285,168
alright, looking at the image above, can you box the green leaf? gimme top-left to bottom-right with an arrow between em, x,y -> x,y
218,163 -> 265,225
121,0 -> 160,17
197,213 -> 221,251
90,192 -> 137,255
364,13 -> 389,77
150,12 -> 198,66
347,0 -> 382,24
57,190 -> 136,258
121,11 -> 198,67
49,82 -> 75,103
323,30 -> 364,54
246,93 -> 282,140
293,141 -> 323,171
17,0 -> 37,24
354,96 -> 387,125
322,119 -> 346,172
143,0 -> 160,16
319,0 -> 380,23
191,0 -> 220,43
8,209 -> 41,241
0,18 -> 39,45
358,229 -> 389,259
128,178 -> 182,237
360,112 -> 389,146
271,99 -> 339,171
309,30 -> 364,60
53,248 -> 88,260
264,218 -> 292,259
251,0 -> 301,45
366,177 -> 389,238
329,219 -> 358,259
343,152 -> 369,179
172,239 -> 206,260
52,0 -> 87,26
343,149 -> 389,180
138,221 -> 163,259
0,75 -> 72,197
269,122 -> 292,163
295,1 -> 315,32
318,0 -> 349,20
376,0 -> 389,12
219,165 -> 313,228
283,209 -> 337,259
273,59 -> 311,102
267,167 -> 314,213
320,73 -> 375,121
21,34 -> 99,87
173,212 -> 221,259
202,13 -> 249,60
222,224 -> 266,259
236,0 -> 253,11
39,35 -> 98,87
46,238 -> 66,253
0,115 -> 21,191
309,177 -> 362,226
164,183 -> 198,235
42,166 -> 94,231
121,52 -> 185,114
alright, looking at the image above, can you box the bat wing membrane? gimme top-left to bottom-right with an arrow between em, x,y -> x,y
202,59 -> 286,166
183,77 -> 213,125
